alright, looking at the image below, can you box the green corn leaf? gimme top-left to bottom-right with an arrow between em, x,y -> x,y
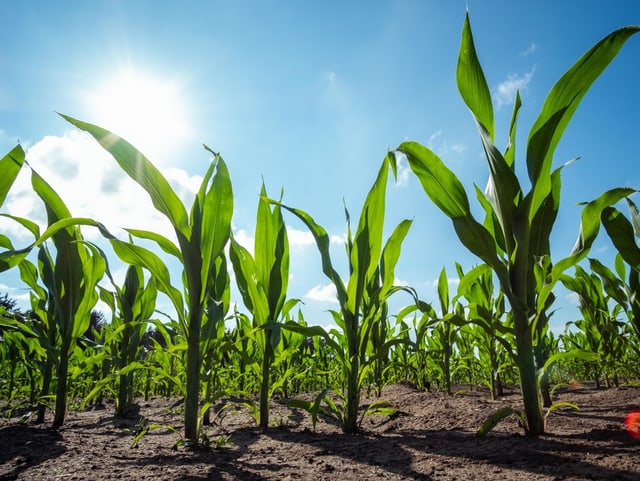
398,141 -> 508,285
625,198 -> 640,238
0,214 -> 41,240
474,185 -> 507,254
451,215 -> 508,284
601,206 -> 640,270
614,252 -> 627,280
477,406 -> 520,437
59,113 -> 190,238
503,90 -> 522,168
282,321 -> 344,363
437,267 -> 449,315
527,26 -> 640,186
398,141 -> 470,218
346,159 -> 388,316
457,12 -> 494,141
537,349 -> 599,384
528,164 -> 562,258
545,402 -> 580,418
563,187 -> 636,266
109,238 -> 185,324
71,242 -> 106,340
274,202 -> 348,308
197,149 -> 233,300
380,219 -> 412,296
125,228 -> 182,259
477,121 -> 521,252
229,236 -> 270,325
0,144 -> 25,207
588,257 -> 627,305
255,183 -> 289,318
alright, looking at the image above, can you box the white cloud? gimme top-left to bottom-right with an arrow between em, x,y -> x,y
233,228 -> 254,252
430,276 -> 461,288
394,153 -> 410,187
305,283 -> 338,303
427,130 -> 442,148
565,292 -> 580,306
493,67 -> 535,110
0,130 -> 200,244
330,233 -> 347,245
287,226 -> 315,248
426,130 -> 465,158
519,43 -> 538,57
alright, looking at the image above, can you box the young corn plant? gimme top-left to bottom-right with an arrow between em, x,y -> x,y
1,169 -> 106,427
229,183 -> 299,428
600,199 -> 640,343
0,295 -> 45,406
457,264 -> 512,399
56,115 -> 233,443
561,265 -> 627,387
396,13 -> 639,435
431,266 -> 468,395
278,155 -> 413,433
96,264 -> 158,416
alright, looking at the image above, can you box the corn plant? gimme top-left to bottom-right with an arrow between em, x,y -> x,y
54,115 -> 233,442
432,266 -> 469,394
279,155 -> 413,433
562,264 -> 628,387
1,168 -> 106,427
396,13 -> 639,434
95,264 -> 158,416
600,199 -> 640,342
13,248 -> 58,422
393,305 -> 437,391
0,294 -> 44,405
458,264 -> 513,399
229,183 -> 299,428
269,309 -> 315,398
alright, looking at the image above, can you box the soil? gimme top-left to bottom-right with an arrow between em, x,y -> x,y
1,383 -> 639,481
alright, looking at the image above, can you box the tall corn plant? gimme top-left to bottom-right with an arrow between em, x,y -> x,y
2,169 -> 106,427
229,183 -> 298,428
58,115 -> 233,442
396,14 -> 639,434
277,156 -> 413,433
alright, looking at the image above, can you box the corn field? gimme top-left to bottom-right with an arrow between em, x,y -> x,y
1,13 -> 640,449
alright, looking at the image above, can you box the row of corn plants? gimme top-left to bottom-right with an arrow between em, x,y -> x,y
1,13 -> 640,441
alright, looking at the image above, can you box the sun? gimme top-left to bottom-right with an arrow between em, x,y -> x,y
84,69 -> 191,162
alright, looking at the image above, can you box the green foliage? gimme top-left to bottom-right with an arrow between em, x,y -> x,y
1,12 -> 640,445
229,183 -> 299,428
59,114 -> 233,443
275,155 -> 414,433
396,12 -> 640,435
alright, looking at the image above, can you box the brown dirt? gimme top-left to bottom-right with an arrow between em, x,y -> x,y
1,383 -> 639,481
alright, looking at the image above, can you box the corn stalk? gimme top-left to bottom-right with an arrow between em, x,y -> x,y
229,183 -> 298,428
278,155 -> 413,433
396,13 -> 639,434
57,115 -> 233,442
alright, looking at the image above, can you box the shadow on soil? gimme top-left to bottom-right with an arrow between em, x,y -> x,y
0,424 -> 65,481
110,419 -> 639,481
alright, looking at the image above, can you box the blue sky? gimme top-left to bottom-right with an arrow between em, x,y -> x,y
1,1 -> 639,333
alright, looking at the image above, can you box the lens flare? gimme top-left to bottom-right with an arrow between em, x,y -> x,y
625,411 -> 640,439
